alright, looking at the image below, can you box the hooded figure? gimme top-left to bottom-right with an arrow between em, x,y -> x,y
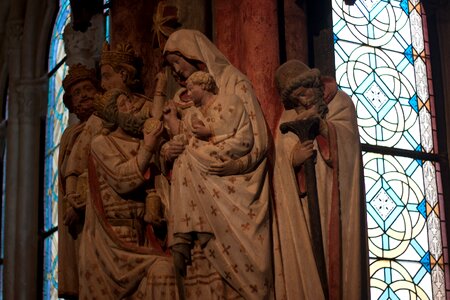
163,29 -> 273,299
272,60 -> 369,300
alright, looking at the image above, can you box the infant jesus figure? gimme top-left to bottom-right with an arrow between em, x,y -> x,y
163,70 -> 255,276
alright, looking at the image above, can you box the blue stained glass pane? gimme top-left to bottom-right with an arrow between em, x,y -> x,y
44,67 -> 69,232
333,28 -> 434,152
400,0 -> 409,14
404,44 -> 414,64
105,14 -> 110,42
421,251 -> 431,273
364,153 -> 435,260
44,2 -> 70,298
370,259 -> 433,299
417,199 -> 427,219
409,94 -> 418,113
48,0 -> 70,71
333,0 -> 412,50
363,152 -> 444,298
43,234 -> 58,300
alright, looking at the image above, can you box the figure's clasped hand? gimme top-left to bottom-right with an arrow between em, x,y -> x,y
63,206 -> 80,227
192,122 -> 211,140
295,106 -> 328,138
162,139 -> 186,162
291,140 -> 315,167
208,158 -> 243,176
295,105 -> 319,121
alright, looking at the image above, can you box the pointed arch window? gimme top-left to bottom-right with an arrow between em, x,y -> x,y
332,0 -> 448,298
43,0 -> 70,298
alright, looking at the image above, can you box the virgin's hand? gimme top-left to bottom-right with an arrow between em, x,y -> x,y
208,159 -> 242,176
192,123 -> 211,140
163,139 -> 185,162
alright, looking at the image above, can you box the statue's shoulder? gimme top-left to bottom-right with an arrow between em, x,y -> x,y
91,133 -> 108,150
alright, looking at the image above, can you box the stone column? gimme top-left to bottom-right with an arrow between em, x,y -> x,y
14,78 -> 46,299
4,18 -> 23,300
214,0 -> 282,133
4,0 -> 55,297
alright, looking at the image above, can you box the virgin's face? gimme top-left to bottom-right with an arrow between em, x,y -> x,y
101,64 -> 126,91
166,54 -> 198,83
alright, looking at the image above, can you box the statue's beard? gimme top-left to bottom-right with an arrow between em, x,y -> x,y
285,89 -> 328,118
100,93 -> 147,138
117,112 -> 146,138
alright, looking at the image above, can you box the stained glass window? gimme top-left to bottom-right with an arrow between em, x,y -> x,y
104,0 -> 111,42
332,0 -> 447,298
43,0 -> 70,299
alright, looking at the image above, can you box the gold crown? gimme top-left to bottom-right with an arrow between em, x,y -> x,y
62,63 -> 97,92
100,42 -> 140,67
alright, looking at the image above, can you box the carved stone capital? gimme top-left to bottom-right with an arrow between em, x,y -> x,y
6,20 -> 24,49
15,78 -> 47,124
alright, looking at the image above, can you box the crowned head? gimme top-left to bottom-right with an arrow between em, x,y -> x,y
100,42 -> 143,92
62,63 -> 97,94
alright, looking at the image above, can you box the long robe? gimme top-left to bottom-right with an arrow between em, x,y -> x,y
164,29 -> 273,299
272,90 -> 369,300
78,132 -> 178,299
58,121 -> 85,298
58,114 -> 104,298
